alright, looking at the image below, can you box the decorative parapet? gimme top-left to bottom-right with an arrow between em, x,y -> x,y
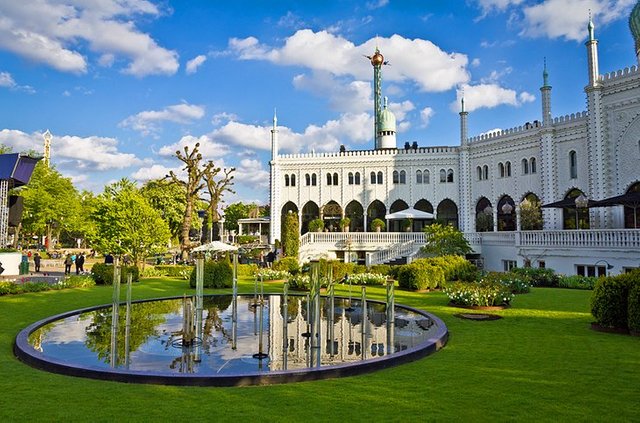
600,65 -> 639,81
551,111 -> 588,125
279,146 -> 458,160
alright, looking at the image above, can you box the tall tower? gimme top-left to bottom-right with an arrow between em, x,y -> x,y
459,97 -> 468,145
367,48 -> 386,149
458,97 -> 472,231
43,130 -> 52,167
540,60 -> 552,126
269,110 -> 280,244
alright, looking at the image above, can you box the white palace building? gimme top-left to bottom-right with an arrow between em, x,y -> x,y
267,12 -> 640,276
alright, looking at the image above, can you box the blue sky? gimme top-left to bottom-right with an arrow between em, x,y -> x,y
0,0 -> 637,206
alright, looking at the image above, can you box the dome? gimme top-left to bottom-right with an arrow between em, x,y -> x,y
370,50 -> 384,67
378,100 -> 396,133
630,2 -> 640,51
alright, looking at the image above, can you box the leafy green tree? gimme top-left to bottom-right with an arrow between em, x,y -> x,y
0,144 -> 12,154
281,211 -> 299,258
140,179 -> 186,241
422,223 -> 472,256
520,197 -> 543,230
223,202 -> 252,232
18,163 -> 82,251
91,179 -> 170,266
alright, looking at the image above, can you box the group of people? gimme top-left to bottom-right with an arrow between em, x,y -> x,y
63,253 -> 85,275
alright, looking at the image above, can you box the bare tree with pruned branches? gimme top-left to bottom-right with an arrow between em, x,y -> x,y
165,143 -> 215,259
203,165 -> 235,241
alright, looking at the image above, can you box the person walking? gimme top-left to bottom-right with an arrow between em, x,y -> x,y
33,252 -> 41,272
75,253 -> 85,274
64,254 -> 73,275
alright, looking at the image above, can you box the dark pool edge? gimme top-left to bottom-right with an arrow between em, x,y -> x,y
14,295 -> 448,387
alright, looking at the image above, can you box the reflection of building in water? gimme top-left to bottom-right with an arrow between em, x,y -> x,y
268,295 -> 430,371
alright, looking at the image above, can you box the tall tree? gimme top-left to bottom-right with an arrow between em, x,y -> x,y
202,165 -> 235,241
421,223 -> 472,256
165,143 -> 214,258
281,212 -> 300,258
140,179 -> 186,241
91,179 -> 170,266
223,202 -> 252,233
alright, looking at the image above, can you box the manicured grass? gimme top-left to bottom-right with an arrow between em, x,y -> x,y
1,278 -> 638,422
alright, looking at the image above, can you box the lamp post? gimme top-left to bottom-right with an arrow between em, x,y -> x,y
594,259 -> 614,276
501,202 -> 514,231
575,194 -> 589,230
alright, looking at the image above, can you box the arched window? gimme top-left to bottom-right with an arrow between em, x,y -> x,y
354,172 -> 360,185
522,159 -> 529,175
569,150 -> 577,179
530,157 -> 537,174
483,165 -> 488,180
499,162 -> 505,178
305,174 -> 311,186
285,174 -> 290,186
416,170 -> 423,184
424,170 -> 430,184
505,161 -> 511,177
311,173 -> 317,186
333,172 -> 339,185
477,166 -> 482,180
439,169 -> 446,183
326,173 -> 332,185
377,171 -> 383,184
348,172 -> 354,185
370,171 -> 376,184
291,174 -> 296,186
447,169 -> 454,183
399,170 -> 406,184
393,170 -> 399,184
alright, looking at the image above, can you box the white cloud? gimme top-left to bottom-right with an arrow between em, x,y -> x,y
158,134 -> 231,159
212,112 -> 239,126
120,103 -> 205,136
520,0 -> 635,41
451,83 -> 535,112
0,1 -> 179,76
234,158 -> 270,189
186,54 -> 207,74
420,107 -> 435,127
0,71 -> 35,93
292,72 -> 372,113
476,0 -> 524,13
131,164 -> 183,182
0,129 -> 144,171
229,30 -> 470,92
366,0 -> 389,10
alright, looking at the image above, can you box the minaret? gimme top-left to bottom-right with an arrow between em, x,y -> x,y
269,110 -> 280,244
586,14 -> 599,87
43,130 -> 52,167
367,48 -> 386,149
540,59 -> 552,126
271,111 -> 278,161
459,97 -> 468,145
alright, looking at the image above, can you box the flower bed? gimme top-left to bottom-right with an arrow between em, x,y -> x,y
344,273 -> 387,286
444,281 -> 514,307
256,269 -> 291,281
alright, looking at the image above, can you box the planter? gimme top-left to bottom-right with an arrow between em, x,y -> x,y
448,301 -> 509,311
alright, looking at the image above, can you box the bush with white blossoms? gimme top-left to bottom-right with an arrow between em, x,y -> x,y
287,274 -> 310,290
256,269 -> 291,281
344,273 -> 387,286
444,281 -> 514,307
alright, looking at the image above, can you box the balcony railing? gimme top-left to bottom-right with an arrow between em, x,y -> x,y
300,231 -> 426,247
366,240 -> 417,266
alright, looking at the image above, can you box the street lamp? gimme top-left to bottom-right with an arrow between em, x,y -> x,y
501,202 -> 514,231
575,194 -> 589,230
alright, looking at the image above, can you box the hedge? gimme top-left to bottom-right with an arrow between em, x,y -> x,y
188,260 -> 233,289
273,257 -> 300,275
590,270 -> 640,329
628,282 -> 640,333
91,263 -> 140,285
398,262 -> 445,291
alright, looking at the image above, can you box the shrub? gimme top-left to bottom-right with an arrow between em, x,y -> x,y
512,267 -> 559,287
238,263 -> 258,277
628,282 -> 640,333
308,218 -> 325,232
482,272 -> 531,294
189,260 -> 233,289
444,281 -> 514,307
397,262 -> 445,291
558,275 -> 597,290
287,274 -> 310,291
153,265 -> 194,277
91,263 -> 140,285
418,255 -> 478,282
590,274 -> 634,329
140,267 -> 164,278
236,235 -> 259,245
368,264 -> 391,276
273,257 -> 300,274
370,218 -> 385,231
63,275 -> 96,289
256,269 -> 291,281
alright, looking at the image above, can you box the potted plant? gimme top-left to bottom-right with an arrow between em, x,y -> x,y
401,218 -> 413,232
371,218 -> 385,232
339,217 -> 351,232
308,218 -> 325,232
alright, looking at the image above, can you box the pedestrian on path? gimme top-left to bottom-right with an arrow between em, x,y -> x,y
34,252 -> 41,272
64,254 -> 73,275
75,253 -> 85,274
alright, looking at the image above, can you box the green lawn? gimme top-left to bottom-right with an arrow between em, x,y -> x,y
1,278 -> 638,422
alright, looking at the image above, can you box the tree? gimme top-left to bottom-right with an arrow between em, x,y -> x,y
421,223 -> 472,256
0,144 -> 12,154
520,197 -> 543,230
165,143 -> 215,258
140,179 -> 187,241
223,202 -> 252,233
202,165 -> 235,241
281,211 -> 299,258
18,162 -> 82,251
91,179 -> 170,266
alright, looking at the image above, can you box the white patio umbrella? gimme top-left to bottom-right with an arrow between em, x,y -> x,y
384,207 -> 434,220
192,241 -> 238,252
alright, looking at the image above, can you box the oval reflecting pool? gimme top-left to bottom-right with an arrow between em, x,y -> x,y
15,295 -> 448,386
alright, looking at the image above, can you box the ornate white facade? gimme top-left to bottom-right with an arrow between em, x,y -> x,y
269,17 -> 640,275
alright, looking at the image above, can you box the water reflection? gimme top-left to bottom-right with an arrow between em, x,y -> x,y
28,295 -> 439,376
